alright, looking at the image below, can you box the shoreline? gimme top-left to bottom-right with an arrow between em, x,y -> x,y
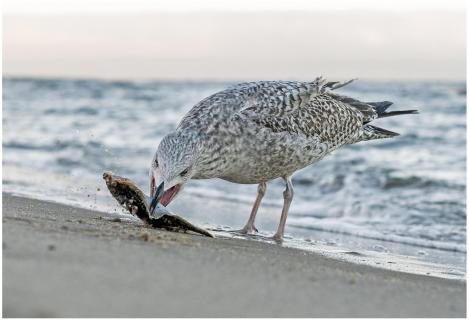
3,186 -> 465,281
3,193 -> 466,317
3,163 -> 466,274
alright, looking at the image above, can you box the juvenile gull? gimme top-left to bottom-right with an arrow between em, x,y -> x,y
148,77 -> 417,240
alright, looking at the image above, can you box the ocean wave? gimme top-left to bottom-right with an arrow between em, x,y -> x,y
44,106 -> 100,115
288,217 -> 466,253
381,175 -> 464,190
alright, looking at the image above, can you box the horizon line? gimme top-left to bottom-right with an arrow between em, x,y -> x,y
3,73 -> 466,84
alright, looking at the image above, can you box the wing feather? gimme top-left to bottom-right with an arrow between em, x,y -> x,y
248,95 -> 366,145
233,78 -> 376,145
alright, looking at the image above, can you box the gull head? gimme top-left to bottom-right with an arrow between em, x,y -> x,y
149,131 -> 199,211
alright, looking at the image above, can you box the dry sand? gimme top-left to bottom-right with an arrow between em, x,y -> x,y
2,193 -> 466,317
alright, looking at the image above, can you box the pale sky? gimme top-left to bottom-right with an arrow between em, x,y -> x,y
3,0 -> 466,81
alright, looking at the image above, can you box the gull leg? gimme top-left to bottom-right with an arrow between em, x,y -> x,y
237,182 -> 267,234
272,176 -> 293,242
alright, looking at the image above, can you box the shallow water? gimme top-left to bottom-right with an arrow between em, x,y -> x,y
3,77 -> 466,278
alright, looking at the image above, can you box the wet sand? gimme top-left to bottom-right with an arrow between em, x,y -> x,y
2,193 -> 466,317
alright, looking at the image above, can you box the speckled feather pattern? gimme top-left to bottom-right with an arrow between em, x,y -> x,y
157,77 -> 399,184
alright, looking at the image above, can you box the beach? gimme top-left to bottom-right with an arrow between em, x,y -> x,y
2,193 -> 466,317
4,78 -> 466,270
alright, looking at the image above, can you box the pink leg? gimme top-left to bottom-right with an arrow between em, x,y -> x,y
238,182 -> 267,234
273,176 -> 293,241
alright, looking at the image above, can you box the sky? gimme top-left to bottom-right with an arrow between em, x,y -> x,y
3,0 -> 466,81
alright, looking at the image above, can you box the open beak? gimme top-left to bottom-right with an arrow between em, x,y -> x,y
149,182 -> 182,214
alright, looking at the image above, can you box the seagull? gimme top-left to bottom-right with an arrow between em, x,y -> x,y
148,77 -> 417,241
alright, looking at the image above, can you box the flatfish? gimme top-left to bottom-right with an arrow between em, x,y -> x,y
103,172 -> 213,237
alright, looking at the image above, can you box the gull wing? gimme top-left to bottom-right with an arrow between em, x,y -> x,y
233,77 -> 356,118
233,78 -> 369,144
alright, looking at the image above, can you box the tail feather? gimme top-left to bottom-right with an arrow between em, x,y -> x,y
367,101 -> 393,114
360,124 -> 399,142
358,103 -> 417,142
378,110 -> 419,118
323,79 -> 418,143
368,100 -> 418,119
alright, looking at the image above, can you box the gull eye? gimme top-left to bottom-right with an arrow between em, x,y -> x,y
153,159 -> 159,168
180,168 -> 189,177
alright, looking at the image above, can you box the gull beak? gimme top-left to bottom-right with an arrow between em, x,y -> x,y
149,182 -> 164,215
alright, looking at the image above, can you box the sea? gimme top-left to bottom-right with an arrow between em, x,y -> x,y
3,77 -> 466,280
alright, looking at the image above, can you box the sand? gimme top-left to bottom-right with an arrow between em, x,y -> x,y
2,193 -> 466,317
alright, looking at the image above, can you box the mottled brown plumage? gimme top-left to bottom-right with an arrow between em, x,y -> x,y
150,77 -> 417,240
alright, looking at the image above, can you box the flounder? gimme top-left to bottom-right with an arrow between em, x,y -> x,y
103,172 -> 213,237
